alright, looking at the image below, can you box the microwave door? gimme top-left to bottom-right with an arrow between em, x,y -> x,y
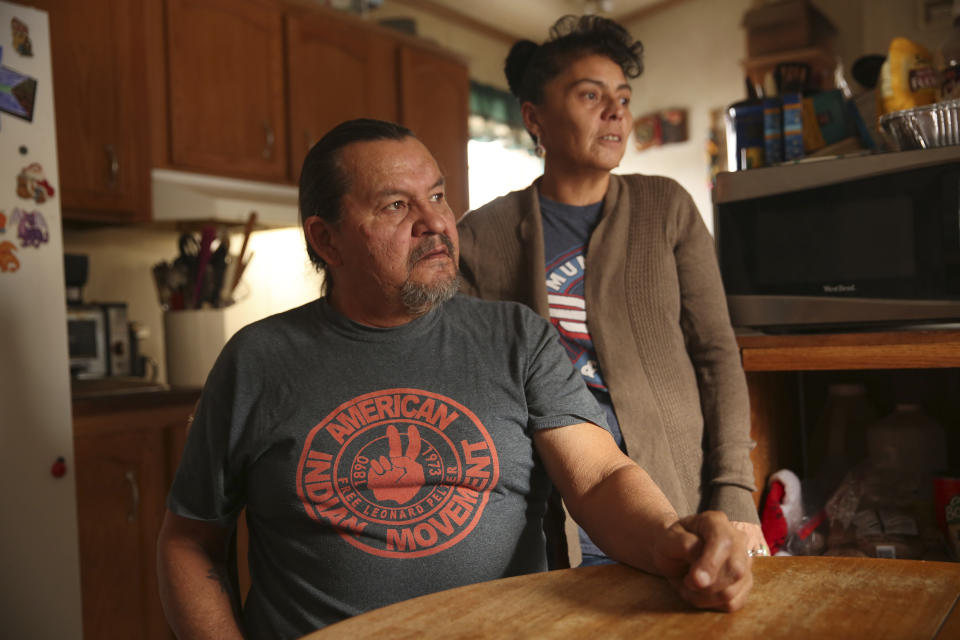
68,314 -> 107,378
716,158 -> 960,330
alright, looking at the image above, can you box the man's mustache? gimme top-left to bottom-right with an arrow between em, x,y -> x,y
408,234 -> 455,267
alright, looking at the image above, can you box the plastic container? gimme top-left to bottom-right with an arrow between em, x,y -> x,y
866,404 -> 947,475
808,383 -> 877,494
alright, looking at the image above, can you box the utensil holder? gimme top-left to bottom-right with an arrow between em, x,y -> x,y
163,307 -> 246,388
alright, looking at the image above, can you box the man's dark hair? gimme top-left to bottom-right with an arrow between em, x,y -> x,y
298,118 -> 414,283
504,15 -> 644,109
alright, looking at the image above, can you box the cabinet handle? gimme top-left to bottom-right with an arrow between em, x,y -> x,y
105,144 -> 119,184
124,470 -> 140,522
262,122 -> 275,160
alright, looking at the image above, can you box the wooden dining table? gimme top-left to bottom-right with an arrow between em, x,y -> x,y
302,556 -> 960,639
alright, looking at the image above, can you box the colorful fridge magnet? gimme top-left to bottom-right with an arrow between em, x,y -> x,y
10,208 -> 48,248
16,162 -> 54,203
0,46 -> 38,122
0,240 -> 19,272
11,18 -> 33,57
0,210 -> 6,233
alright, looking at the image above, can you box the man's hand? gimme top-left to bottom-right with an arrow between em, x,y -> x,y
531,422 -> 754,612
652,511 -> 753,612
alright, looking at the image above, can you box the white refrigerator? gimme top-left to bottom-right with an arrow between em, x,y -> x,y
0,2 -> 83,637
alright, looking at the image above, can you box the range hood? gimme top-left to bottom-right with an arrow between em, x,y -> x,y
151,168 -> 300,227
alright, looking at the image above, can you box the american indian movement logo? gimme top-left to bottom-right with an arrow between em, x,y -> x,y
295,388 -> 500,558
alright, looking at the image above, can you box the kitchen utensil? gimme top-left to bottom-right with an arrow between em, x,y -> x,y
230,211 -> 257,295
190,225 -> 217,309
208,230 -> 229,307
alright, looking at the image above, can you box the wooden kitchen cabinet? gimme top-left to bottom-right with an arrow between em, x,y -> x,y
399,45 -> 471,217
739,330 -> 960,505
72,390 -> 199,640
164,0 -> 288,181
33,0 -> 469,218
25,0 -> 150,222
284,8 -> 399,179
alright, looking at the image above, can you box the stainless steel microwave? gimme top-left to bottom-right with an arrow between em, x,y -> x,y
67,303 -> 130,378
714,146 -> 960,331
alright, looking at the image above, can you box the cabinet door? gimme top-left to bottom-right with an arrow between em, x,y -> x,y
285,11 -> 398,180
74,427 -> 169,640
399,47 -> 470,216
166,0 -> 287,181
26,0 -> 149,221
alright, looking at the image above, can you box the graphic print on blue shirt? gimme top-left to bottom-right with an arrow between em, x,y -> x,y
541,196 -> 607,392
545,248 -> 607,391
541,195 -> 624,454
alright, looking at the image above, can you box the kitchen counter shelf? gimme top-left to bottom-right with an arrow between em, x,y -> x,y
738,328 -> 960,371
72,384 -> 200,418
737,328 -> 960,508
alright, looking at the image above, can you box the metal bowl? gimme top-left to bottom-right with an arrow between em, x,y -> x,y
880,100 -> 960,151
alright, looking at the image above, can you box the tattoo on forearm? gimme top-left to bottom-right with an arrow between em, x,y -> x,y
205,567 -> 229,594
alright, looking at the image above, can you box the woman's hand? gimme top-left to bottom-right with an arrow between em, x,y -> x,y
731,521 -> 768,556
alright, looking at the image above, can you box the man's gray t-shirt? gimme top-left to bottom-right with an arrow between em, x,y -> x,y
168,294 -> 608,639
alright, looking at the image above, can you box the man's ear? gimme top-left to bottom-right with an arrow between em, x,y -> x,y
304,216 -> 343,268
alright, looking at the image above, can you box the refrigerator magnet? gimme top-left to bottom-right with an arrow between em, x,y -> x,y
0,240 -> 19,272
10,208 -> 48,248
11,18 -> 33,57
0,46 -> 37,122
0,209 -> 6,233
15,162 -> 54,203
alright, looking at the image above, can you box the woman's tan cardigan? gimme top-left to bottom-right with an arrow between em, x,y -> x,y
457,174 -> 759,526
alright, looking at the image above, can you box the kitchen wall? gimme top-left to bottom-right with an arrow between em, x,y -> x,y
372,1 -> 513,91
63,225 -> 322,384
617,0 -> 753,230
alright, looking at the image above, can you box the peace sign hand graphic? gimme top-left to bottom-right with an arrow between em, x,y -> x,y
367,425 -> 425,505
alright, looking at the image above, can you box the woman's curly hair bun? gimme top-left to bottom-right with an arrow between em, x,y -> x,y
505,14 -> 644,105
505,40 -> 539,99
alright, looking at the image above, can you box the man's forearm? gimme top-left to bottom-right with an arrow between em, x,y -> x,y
566,462 -> 678,573
157,515 -> 244,640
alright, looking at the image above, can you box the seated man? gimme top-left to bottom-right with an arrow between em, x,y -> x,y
156,119 -> 752,640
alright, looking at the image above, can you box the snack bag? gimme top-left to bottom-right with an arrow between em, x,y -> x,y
878,37 -> 938,115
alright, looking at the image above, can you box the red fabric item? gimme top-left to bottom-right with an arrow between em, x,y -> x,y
761,480 -> 788,554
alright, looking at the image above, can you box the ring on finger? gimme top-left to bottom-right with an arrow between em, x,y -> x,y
747,547 -> 768,558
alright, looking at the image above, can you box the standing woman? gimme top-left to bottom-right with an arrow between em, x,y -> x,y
458,15 -> 764,565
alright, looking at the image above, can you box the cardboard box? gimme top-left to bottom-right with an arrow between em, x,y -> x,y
742,0 -> 836,58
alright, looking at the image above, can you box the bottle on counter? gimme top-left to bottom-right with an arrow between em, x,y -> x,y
939,0 -> 960,101
866,403 -> 947,476
808,383 -> 877,498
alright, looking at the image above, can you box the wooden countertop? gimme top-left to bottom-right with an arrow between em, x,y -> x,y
304,557 -> 960,639
737,328 -> 960,371
71,382 -> 200,434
